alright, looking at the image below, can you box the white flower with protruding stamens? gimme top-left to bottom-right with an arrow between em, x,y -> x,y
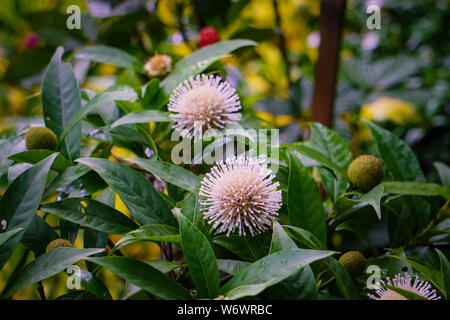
368,272 -> 441,300
168,74 -> 241,138
199,156 -> 282,236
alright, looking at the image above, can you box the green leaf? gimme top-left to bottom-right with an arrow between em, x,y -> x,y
214,232 -> 272,262
359,184 -> 384,219
86,256 -> 192,300
8,150 -> 71,172
76,158 -> 176,227
73,45 -> 142,71
21,215 -> 58,255
42,47 -> 81,160
45,164 -> 91,194
220,248 -> 335,294
435,249 -> 450,298
217,259 -> 250,276
131,158 -> 201,193
115,224 -> 180,250
306,122 -> 353,170
0,154 -> 57,270
365,121 -> 425,182
40,198 -> 139,235
434,162 -> 450,188
161,39 -> 256,94
269,221 -> 297,254
111,110 -> 171,128
60,88 -> 138,145
79,269 -> 112,300
383,181 -> 450,199
225,279 -> 277,300
177,211 -> 220,299
268,222 -> 318,300
365,121 -> 431,227
0,228 -> 23,248
1,248 -> 104,298
287,152 -> 327,245
283,225 -> 322,250
325,257 -> 361,300
288,145 -> 348,178
146,260 -> 184,274
389,255 -> 445,297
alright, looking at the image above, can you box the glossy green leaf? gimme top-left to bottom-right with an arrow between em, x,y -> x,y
325,257 -> 361,300
132,158 -> 201,193
177,212 -> 219,299
225,279 -> 277,300
383,181 -> 450,199
0,228 -> 23,248
283,225 -> 322,250
287,152 -> 327,245
74,45 -> 141,70
436,249 -> 450,298
434,162 -> 450,188
359,184 -> 384,219
268,222 -> 318,300
60,88 -> 138,145
76,158 -> 176,227
79,268 -> 112,300
288,145 -> 348,178
41,198 -> 139,235
365,121 -> 425,182
42,47 -> 81,160
161,39 -> 256,94
1,248 -> 104,298
220,248 -> 335,294
115,224 -> 180,250
270,221 -> 297,254
8,150 -> 71,172
214,232 -> 272,262
217,259 -> 250,276
86,256 -> 192,300
0,154 -> 57,270
21,215 -> 58,255
111,110 -> 171,128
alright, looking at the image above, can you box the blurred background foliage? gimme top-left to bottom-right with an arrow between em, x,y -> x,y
0,0 -> 449,299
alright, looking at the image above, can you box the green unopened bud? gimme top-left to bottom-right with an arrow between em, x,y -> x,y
347,155 -> 384,192
25,127 -> 57,151
338,251 -> 367,277
46,239 -> 73,252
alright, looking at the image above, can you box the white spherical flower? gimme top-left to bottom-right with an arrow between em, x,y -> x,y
144,54 -> 172,77
168,74 -> 242,138
368,272 -> 441,300
199,156 -> 282,236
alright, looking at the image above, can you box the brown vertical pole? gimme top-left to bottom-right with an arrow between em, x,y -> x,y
310,0 -> 346,128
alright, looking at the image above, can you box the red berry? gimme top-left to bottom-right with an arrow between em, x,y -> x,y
199,27 -> 220,47
25,32 -> 39,49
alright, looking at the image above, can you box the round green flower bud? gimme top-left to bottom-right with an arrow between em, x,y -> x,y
347,155 -> 384,192
46,239 -> 73,252
338,251 -> 367,277
25,127 -> 57,151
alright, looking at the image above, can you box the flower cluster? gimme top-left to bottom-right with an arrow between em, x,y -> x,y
199,156 -> 282,236
168,74 -> 242,138
368,272 -> 441,300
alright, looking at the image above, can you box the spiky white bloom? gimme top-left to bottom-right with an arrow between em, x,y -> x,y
144,54 -> 172,77
199,156 -> 282,236
168,74 -> 241,138
368,272 -> 441,300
